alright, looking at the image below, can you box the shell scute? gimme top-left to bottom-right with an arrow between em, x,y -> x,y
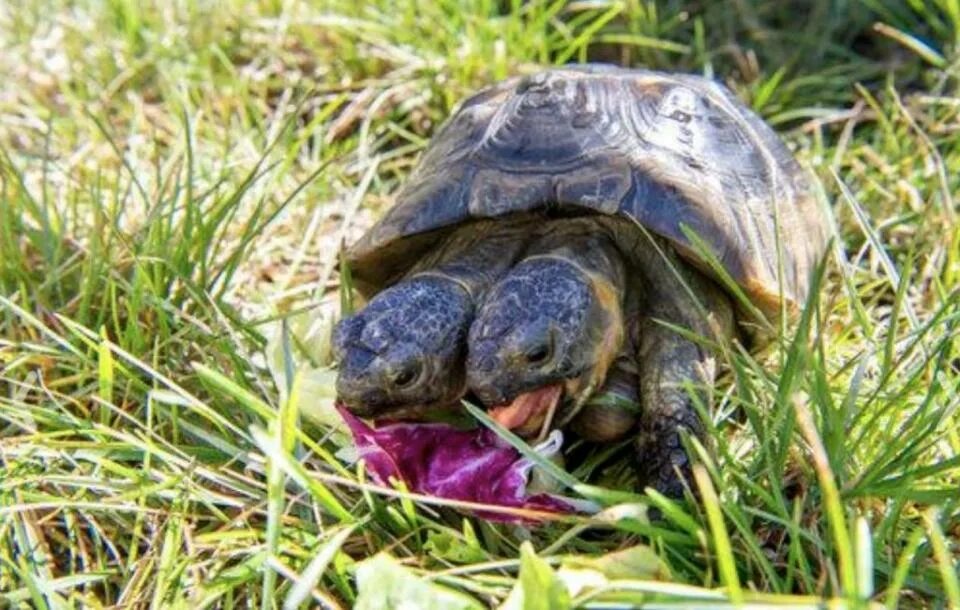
347,66 -> 830,319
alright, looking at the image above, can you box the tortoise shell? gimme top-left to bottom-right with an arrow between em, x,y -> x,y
346,65 -> 829,320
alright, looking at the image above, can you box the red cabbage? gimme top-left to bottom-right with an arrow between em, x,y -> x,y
337,406 -> 577,522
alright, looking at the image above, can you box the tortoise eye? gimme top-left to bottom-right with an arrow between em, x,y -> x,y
391,363 -> 421,389
525,343 -> 552,365
669,110 -> 692,123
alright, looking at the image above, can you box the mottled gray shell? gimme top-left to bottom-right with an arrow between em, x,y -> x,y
347,65 -> 829,319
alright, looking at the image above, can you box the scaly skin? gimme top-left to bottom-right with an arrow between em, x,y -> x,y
629,235 -> 735,498
467,218 -> 627,425
334,221 -> 532,419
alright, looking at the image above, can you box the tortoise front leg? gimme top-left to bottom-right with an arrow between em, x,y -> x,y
635,267 -> 734,498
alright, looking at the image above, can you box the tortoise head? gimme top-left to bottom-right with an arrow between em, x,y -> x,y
333,276 -> 472,419
466,256 -> 624,437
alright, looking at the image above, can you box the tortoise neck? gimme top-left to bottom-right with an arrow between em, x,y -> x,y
407,220 -> 537,298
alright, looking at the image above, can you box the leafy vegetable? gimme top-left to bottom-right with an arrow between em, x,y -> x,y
338,407 -> 579,521
354,553 -> 483,610
501,542 -> 572,610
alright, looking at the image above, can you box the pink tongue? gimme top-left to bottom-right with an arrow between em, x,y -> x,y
490,384 -> 563,436
336,404 -> 574,522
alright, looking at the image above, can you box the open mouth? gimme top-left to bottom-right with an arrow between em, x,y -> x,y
486,372 -> 598,440
489,384 -> 564,440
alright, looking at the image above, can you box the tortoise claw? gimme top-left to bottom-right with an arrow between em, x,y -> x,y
634,409 -> 702,500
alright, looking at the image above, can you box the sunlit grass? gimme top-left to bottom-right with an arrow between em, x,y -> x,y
1,1 -> 958,607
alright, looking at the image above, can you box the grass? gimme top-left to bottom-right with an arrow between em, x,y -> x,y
1,0 -> 959,607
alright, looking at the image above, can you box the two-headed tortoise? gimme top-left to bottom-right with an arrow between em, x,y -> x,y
334,65 -> 829,495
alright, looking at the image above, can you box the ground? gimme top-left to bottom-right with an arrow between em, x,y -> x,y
1,1 -> 958,608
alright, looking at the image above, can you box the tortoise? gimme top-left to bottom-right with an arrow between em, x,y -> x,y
467,216 -> 738,495
333,219 -> 536,419
335,64 -> 829,495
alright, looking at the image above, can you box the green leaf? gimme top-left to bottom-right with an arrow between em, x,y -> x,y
262,309 -> 346,436
500,542 -> 571,610
561,544 -> 669,581
424,528 -> 486,564
354,554 -> 483,610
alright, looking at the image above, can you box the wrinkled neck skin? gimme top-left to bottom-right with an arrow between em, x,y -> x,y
467,218 -> 629,428
334,221 -> 534,420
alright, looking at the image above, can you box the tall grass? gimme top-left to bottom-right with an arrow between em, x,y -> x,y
1,1 -> 958,607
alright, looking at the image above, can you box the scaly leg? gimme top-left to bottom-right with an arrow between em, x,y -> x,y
635,252 -> 734,498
